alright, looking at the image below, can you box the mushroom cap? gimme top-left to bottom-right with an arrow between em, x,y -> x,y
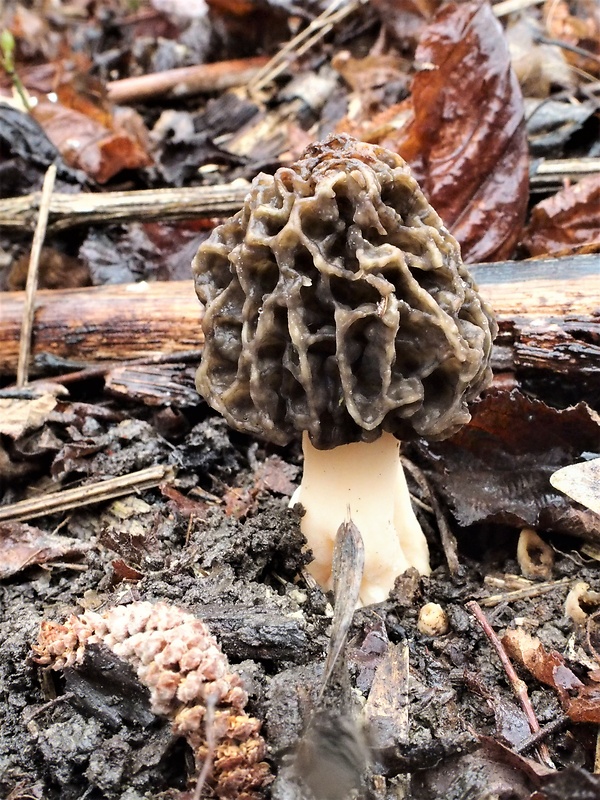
193,134 -> 497,449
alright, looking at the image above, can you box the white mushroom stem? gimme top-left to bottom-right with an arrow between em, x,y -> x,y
290,431 -> 430,606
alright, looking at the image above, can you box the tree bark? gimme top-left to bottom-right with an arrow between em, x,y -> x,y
0,254 -> 598,381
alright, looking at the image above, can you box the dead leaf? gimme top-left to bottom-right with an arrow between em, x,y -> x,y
503,628 -> 600,723
160,484 -> 211,518
8,246 -> 91,291
393,1 -> 529,262
254,455 -> 298,497
111,558 -> 144,582
31,100 -> 152,184
332,50 -> 410,120
543,0 -> 600,77
551,457 -> 600,515
0,394 -> 59,439
0,521 -> 91,579
523,174 -> 600,257
418,390 -> 600,542
533,766 -> 600,800
222,485 -> 258,519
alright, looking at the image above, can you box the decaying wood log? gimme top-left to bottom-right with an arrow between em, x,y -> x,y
0,255 -> 598,382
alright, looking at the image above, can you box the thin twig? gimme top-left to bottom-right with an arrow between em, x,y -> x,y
16,164 -> 57,388
466,600 -> 555,769
534,34 -> 600,67
0,465 -> 175,523
401,456 -> 460,575
107,56 -> 268,104
20,348 -> 204,389
479,576 -> 574,607
514,715 -> 569,754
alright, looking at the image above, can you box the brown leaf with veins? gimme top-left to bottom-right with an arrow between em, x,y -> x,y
503,628 -> 600,724
392,1 -> 529,262
523,174 -> 600,257
417,390 -> 600,542
0,522 -> 91,579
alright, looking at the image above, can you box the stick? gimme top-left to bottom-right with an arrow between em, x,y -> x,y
16,164 -> 56,388
0,184 -> 251,233
1,161 -> 597,233
514,715 -> 569,754
401,456 -> 459,575
0,465 -> 175,523
465,600 -> 555,769
479,577 -> 574,608
107,56 -> 269,104
492,0 -> 544,16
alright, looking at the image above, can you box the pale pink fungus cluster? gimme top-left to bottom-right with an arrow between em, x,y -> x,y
33,600 -> 271,799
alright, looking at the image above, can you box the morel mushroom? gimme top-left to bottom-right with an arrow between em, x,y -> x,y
193,133 -> 496,605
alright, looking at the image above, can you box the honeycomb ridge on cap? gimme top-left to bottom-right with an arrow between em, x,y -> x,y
193,133 -> 497,449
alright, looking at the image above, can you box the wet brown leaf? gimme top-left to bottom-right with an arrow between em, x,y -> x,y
503,628 -> 600,723
394,1 -> 529,262
523,174 -> 600,257
418,390 -> 600,541
0,521 -> 91,579
31,100 -> 152,184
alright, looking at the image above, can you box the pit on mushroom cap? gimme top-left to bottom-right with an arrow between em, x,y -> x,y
192,134 -> 496,605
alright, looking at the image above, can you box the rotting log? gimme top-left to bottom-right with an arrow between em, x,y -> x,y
0,281 -> 204,374
0,255 -> 598,380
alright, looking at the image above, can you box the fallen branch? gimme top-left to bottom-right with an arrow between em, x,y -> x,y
0,465 -> 175,523
0,184 -> 251,233
1,159 -> 597,233
0,255 -> 598,379
107,56 -> 269,104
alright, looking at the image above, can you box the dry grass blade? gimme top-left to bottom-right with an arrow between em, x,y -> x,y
248,0 -> 368,93
479,577 -> 574,607
16,164 -> 57,388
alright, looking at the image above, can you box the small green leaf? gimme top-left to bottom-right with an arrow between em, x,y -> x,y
0,29 -> 15,71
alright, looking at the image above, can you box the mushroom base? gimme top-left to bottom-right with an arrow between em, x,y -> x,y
290,431 -> 430,606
